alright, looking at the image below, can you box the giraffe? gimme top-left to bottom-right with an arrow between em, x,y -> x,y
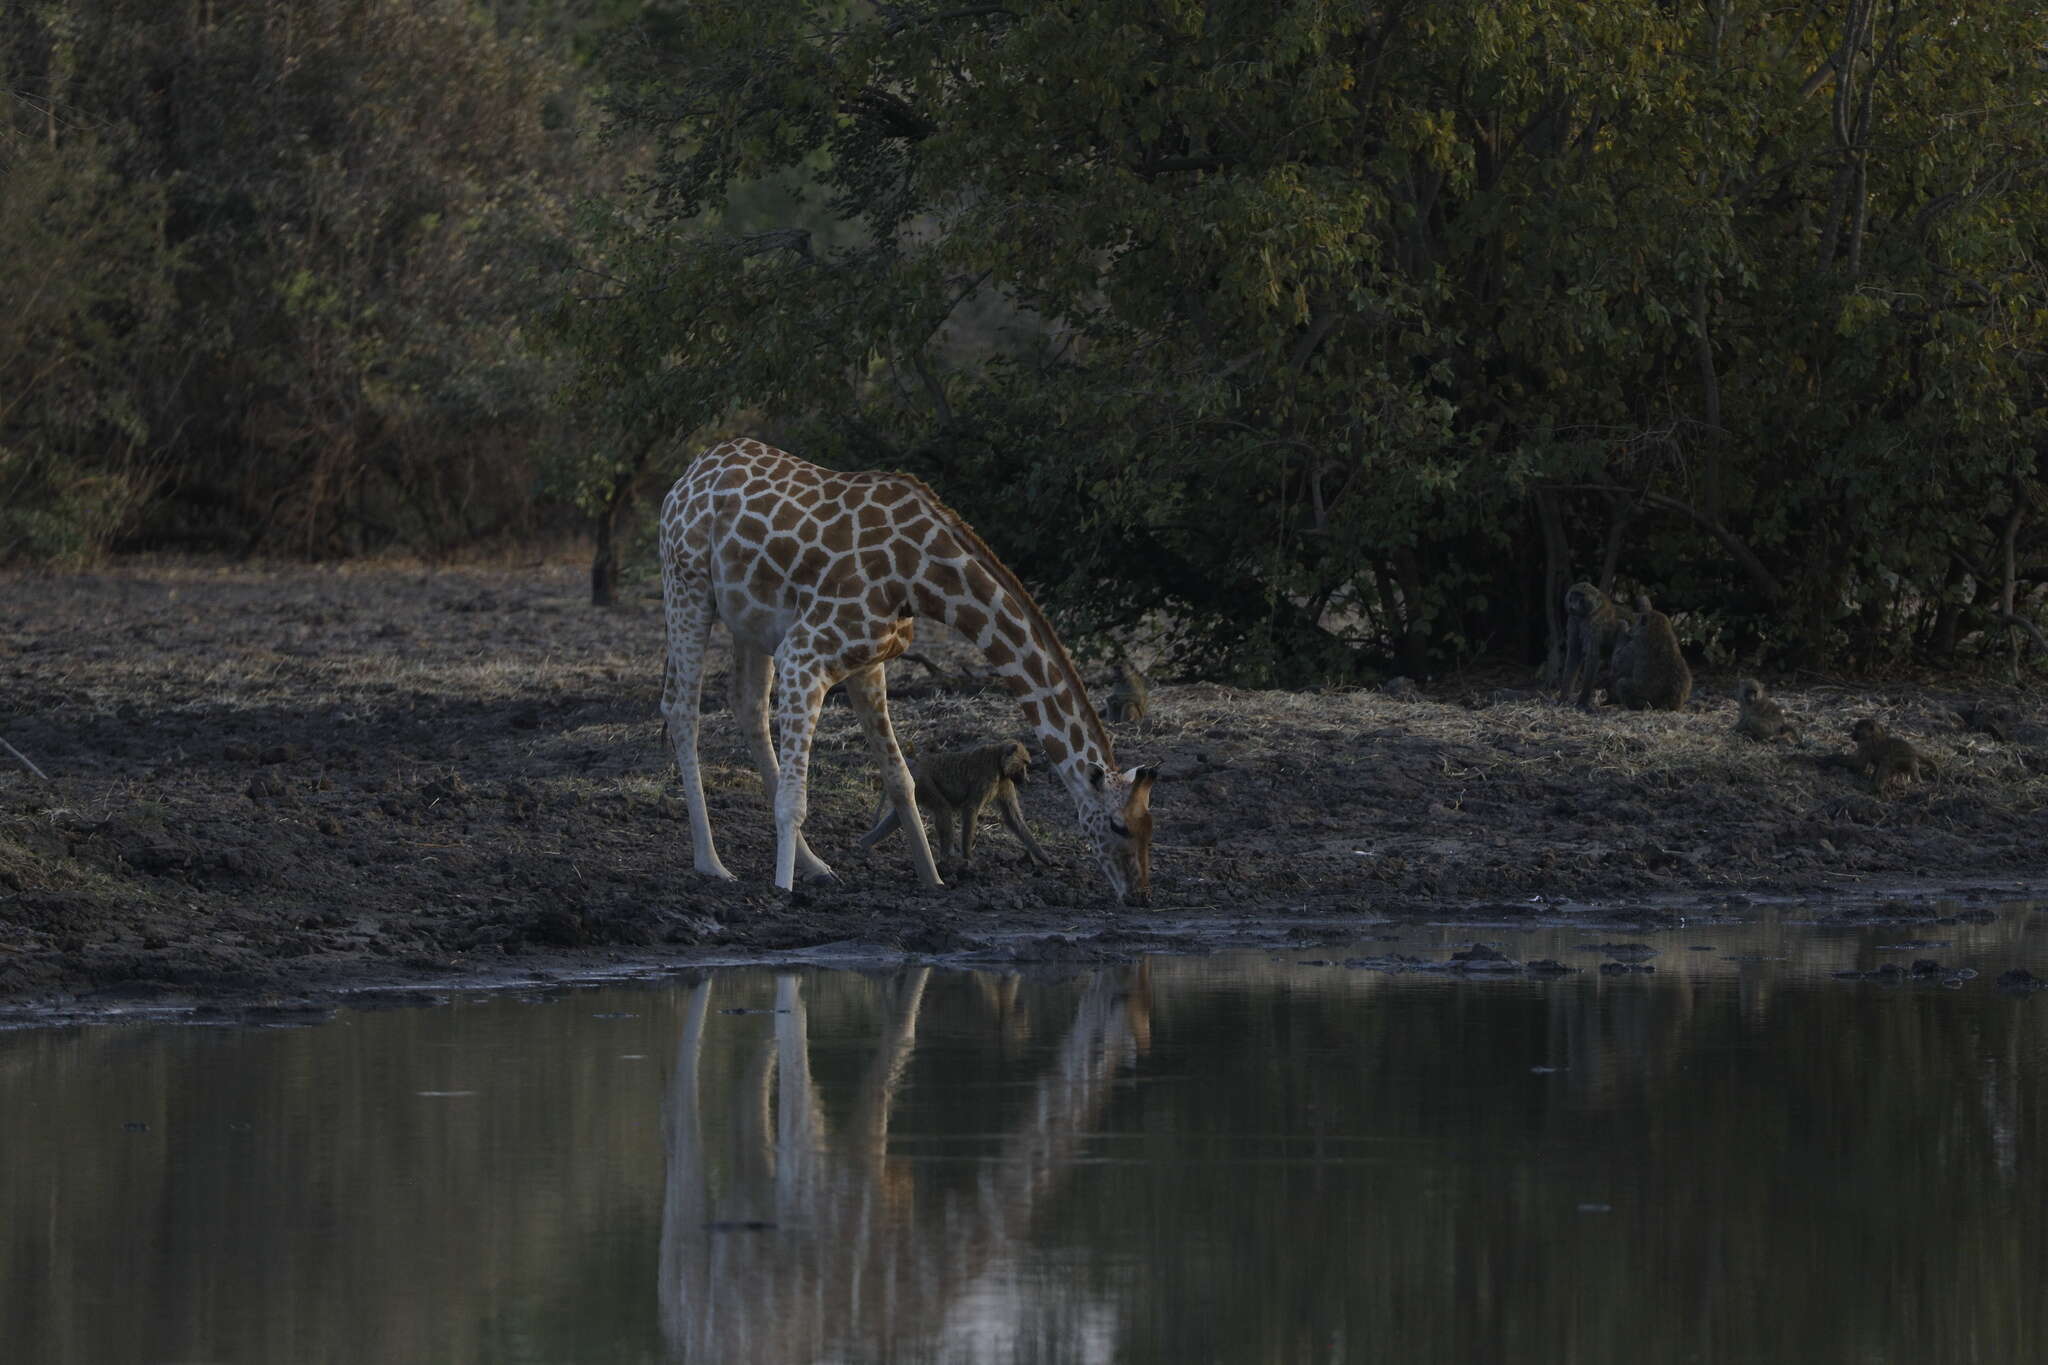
658,438 -> 1158,904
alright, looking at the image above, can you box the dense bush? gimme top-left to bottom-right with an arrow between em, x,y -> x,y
1,0 -> 591,559
0,129 -> 175,561
6,1 -> 2046,682
585,0 -> 2048,680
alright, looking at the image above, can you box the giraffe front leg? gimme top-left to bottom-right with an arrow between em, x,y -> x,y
770,660 -> 835,891
843,663 -> 943,889
735,644 -> 834,881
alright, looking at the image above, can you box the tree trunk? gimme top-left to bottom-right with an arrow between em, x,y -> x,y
1389,546 -> 1431,680
1597,493 -> 1635,596
590,501 -> 619,608
591,440 -> 660,608
1926,557 -> 1966,660
1692,272 -> 1722,521
1535,487 -> 1570,685
1998,483 -> 2029,674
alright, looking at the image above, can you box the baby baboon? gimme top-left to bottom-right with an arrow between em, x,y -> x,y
1106,661 -> 1151,724
858,739 -> 1055,868
1610,595 -> 1692,711
1849,718 -> 1933,793
1558,581 -> 1623,708
1734,678 -> 1800,743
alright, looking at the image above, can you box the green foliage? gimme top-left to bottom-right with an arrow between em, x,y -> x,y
1,0 -> 596,557
5,0 -> 2046,679
593,0 -> 2048,679
0,129 -> 176,561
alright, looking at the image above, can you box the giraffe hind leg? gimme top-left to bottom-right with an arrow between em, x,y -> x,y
733,645 -> 834,881
661,557 -> 736,882
843,663 -> 943,889
764,657 -> 837,892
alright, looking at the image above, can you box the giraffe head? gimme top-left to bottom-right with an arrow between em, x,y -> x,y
1083,763 -> 1158,906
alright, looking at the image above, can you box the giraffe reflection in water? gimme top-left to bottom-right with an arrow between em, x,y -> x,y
658,965 -> 1151,1362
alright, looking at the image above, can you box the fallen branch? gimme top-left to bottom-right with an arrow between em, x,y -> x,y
887,652 -> 1000,698
1,735 -> 49,781
889,674 -> 1003,701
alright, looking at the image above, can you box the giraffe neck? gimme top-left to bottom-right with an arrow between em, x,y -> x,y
914,543 -> 1116,782
983,619 -> 1117,788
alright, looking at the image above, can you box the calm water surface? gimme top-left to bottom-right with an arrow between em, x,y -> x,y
5,907 -> 2047,1364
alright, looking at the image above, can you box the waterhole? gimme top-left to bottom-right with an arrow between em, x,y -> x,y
5,907 -> 2045,1363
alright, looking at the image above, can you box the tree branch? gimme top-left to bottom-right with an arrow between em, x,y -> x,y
881,5 -> 1017,36
908,348 -> 953,425
1132,155 -> 1229,178
1539,482 -> 1783,603
735,227 -> 815,260
842,87 -> 936,141
1286,308 -> 1345,373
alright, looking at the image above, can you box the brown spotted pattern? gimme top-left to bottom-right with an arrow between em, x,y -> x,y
657,438 -> 1157,902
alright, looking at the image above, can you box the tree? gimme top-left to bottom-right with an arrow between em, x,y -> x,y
590,0 -> 2048,679
0,129 -> 176,562
1,0 -> 593,557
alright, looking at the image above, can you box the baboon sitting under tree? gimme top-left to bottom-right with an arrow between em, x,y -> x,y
1558,581 -> 1623,708
1106,661 -> 1151,724
1610,595 -> 1692,711
858,740 -> 1056,868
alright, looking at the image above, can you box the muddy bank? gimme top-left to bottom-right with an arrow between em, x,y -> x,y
3,561 -> 2045,1016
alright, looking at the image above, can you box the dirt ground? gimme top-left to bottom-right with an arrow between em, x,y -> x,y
3,560 -> 2045,1018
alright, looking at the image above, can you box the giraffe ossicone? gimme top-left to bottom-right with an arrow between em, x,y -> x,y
658,439 -> 1158,904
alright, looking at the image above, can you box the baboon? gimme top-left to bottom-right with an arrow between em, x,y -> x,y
1607,621 -> 1638,699
1734,678 -> 1800,743
1558,581 -> 1624,708
858,740 -> 1056,868
1609,595 -> 1692,711
1958,704 -> 2047,745
1849,718 -> 1933,793
1106,661 -> 1151,724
